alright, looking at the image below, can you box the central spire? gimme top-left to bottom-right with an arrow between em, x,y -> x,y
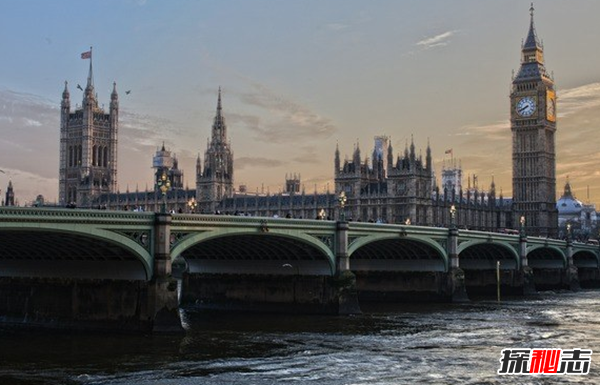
514,4 -> 549,81
217,86 -> 222,112
82,47 -> 97,107
211,87 -> 227,145
523,3 -> 541,51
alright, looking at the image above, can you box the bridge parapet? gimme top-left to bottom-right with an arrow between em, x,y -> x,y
0,207 -> 155,225
348,222 -> 448,237
458,229 -> 520,243
171,214 -> 337,232
526,237 -> 568,249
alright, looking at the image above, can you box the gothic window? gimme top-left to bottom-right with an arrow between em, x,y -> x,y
77,145 -> 82,165
68,146 -> 73,167
92,145 -> 97,166
103,146 -> 108,167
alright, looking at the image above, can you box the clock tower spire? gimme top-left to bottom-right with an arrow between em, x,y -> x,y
511,4 -> 557,237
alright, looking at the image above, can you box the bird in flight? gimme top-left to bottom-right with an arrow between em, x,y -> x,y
126,90 -> 131,95
77,84 -> 83,91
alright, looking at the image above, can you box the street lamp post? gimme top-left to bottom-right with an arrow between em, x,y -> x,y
519,215 -> 526,238
187,197 -> 197,213
566,222 -> 572,242
318,208 -> 326,220
338,191 -> 347,222
449,204 -> 457,229
156,171 -> 171,213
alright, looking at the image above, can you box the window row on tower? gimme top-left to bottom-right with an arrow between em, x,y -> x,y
92,145 -> 109,168
68,145 -> 82,167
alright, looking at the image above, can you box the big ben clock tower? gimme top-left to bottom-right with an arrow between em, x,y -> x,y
511,4 -> 558,237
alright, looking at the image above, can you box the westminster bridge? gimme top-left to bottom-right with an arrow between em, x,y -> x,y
0,207 -> 599,333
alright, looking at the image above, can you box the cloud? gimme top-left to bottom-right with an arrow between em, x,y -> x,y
292,146 -> 323,165
416,31 -> 456,50
454,121 -> 510,141
302,175 -> 334,189
23,118 -> 42,127
0,89 -> 59,181
325,23 -> 349,31
558,82 -> 600,117
235,157 -> 286,170
233,83 -> 337,143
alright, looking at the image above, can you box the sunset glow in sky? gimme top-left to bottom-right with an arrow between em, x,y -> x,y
1,0 -> 600,206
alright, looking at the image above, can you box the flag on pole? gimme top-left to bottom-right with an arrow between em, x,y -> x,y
81,50 -> 92,59
445,148 -> 453,155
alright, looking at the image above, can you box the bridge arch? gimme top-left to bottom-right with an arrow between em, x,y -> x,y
0,226 -> 153,280
458,240 -> 520,270
348,234 -> 448,272
526,245 -> 567,269
171,230 -> 336,275
573,250 -> 600,269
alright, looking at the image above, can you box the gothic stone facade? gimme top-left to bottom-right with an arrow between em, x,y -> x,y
510,6 -> 558,237
59,58 -> 118,207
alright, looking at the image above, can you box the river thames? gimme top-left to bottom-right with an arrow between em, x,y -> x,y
1,290 -> 598,384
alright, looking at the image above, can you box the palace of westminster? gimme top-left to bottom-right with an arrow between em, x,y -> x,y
4,7 -> 597,239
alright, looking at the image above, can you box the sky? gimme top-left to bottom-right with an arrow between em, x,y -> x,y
1,0 -> 600,206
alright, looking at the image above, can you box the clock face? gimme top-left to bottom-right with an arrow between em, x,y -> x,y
546,90 -> 556,122
516,96 -> 536,117
547,98 -> 556,117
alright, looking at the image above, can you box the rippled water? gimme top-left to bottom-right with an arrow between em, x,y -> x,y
1,290 -> 599,384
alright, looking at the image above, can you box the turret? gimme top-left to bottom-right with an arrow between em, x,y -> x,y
426,138 -> 432,172
334,143 -> 340,176
60,81 -> 70,130
110,82 -> 118,108
372,147 -> 379,177
387,141 -> 394,172
4,180 -> 15,206
196,154 -> 202,177
61,81 -> 70,108
353,141 -> 361,166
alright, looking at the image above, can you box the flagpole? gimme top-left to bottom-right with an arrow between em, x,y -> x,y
89,46 -> 93,87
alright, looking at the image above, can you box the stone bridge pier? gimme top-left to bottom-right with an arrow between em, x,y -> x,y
149,213 -> 183,333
